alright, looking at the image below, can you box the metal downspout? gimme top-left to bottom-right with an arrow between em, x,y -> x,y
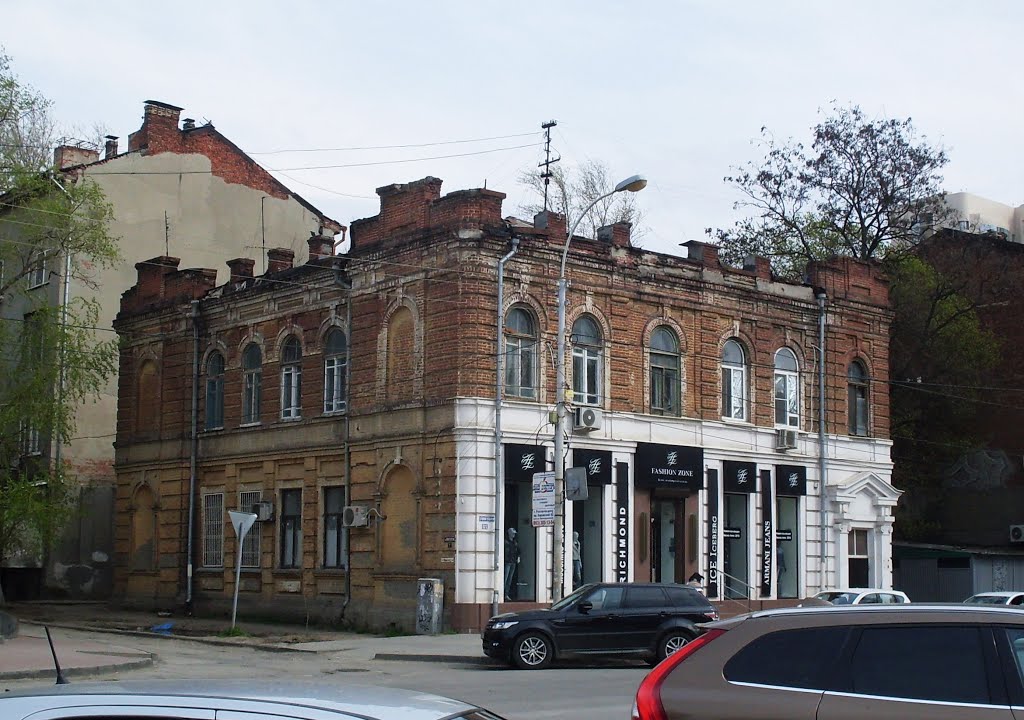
494,235 -> 519,618
817,291 -> 829,591
340,275 -> 354,622
186,299 -> 201,613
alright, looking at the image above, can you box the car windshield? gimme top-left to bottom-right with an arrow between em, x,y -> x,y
966,595 -> 1009,605
550,583 -> 595,611
816,591 -> 859,605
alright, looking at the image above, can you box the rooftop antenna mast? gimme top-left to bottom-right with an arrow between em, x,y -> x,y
539,120 -> 560,212
164,211 -> 170,256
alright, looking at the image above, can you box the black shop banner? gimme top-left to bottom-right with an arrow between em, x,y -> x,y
635,442 -> 704,490
723,461 -> 757,494
504,444 -> 546,483
573,448 -> 613,485
776,465 -> 807,496
760,469 -> 773,598
706,468 -> 719,599
615,462 -> 630,583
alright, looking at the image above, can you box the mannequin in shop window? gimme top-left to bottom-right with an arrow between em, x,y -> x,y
572,531 -> 583,589
504,527 -> 520,600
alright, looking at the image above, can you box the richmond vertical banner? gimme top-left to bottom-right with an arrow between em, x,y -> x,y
706,468 -> 719,599
760,469 -> 773,598
615,462 -> 630,583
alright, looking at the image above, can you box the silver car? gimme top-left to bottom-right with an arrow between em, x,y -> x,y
0,680 -> 507,720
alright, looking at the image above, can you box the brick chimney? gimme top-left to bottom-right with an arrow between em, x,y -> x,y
226,257 -> 256,282
682,240 -> 721,268
104,135 -> 119,160
597,222 -> 633,248
53,144 -> 100,170
267,248 -> 295,273
534,211 -> 567,240
742,254 -> 773,279
128,100 -> 184,152
376,177 -> 443,233
307,233 -> 334,263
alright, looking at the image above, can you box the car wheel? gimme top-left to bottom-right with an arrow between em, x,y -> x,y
658,630 -> 692,661
512,632 -> 553,670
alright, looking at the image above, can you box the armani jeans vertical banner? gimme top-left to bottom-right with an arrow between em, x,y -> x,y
615,462 -> 630,583
760,469 -> 773,598
706,468 -> 719,599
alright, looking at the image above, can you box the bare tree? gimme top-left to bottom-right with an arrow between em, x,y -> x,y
0,50 -> 55,187
519,159 -> 646,242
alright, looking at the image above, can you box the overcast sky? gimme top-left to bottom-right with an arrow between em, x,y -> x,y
5,1 -> 1021,257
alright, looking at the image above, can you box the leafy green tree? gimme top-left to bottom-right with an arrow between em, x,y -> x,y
0,52 -> 119,601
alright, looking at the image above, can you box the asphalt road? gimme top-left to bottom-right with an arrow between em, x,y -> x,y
2,628 -> 647,720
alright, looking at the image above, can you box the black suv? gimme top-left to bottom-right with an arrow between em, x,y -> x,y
482,582 -> 718,669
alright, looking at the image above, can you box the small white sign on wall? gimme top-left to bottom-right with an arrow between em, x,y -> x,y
479,513 -> 495,531
532,471 -> 556,528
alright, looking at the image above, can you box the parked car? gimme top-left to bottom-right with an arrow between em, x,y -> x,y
632,604 -> 1024,720
965,591 -> 1024,606
482,582 -> 718,669
0,680 -> 507,720
805,587 -> 910,605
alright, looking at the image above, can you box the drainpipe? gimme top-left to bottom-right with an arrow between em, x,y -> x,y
816,290 -> 829,591
340,273 -> 354,623
185,299 -> 201,614
493,234 -> 520,618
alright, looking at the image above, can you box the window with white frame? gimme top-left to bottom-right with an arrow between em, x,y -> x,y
27,251 -> 46,288
650,326 -> 680,416
571,315 -> 603,406
848,360 -> 869,436
504,306 -> 538,399
323,486 -> 346,569
774,348 -> 800,427
239,490 -> 261,567
848,528 -> 869,587
721,339 -> 747,420
205,351 -> 225,430
241,343 -> 262,425
280,337 -> 302,419
280,488 -> 302,569
202,493 -> 224,567
21,421 -> 41,456
323,329 -> 347,414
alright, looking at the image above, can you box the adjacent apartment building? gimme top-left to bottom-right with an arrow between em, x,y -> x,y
112,176 -> 899,631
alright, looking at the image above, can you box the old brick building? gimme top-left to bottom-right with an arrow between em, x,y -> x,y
113,176 -> 898,630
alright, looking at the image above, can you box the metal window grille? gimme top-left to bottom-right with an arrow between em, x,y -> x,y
202,493 -> 224,567
239,490 -> 261,567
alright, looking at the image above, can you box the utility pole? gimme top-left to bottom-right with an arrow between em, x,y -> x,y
539,121 -> 559,213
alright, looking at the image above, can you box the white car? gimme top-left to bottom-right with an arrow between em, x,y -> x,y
0,680 -> 507,720
965,591 -> 1024,606
811,588 -> 910,605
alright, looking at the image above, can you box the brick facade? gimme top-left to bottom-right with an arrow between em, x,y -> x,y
113,177 -> 897,630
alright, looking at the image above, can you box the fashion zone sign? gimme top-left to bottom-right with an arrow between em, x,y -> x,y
634,443 -> 704,490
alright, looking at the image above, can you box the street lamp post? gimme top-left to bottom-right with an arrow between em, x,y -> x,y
552,174 -> 647,601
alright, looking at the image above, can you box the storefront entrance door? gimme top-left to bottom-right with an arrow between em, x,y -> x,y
651,498 -> 685,583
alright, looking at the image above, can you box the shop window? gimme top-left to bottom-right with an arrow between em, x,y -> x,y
650,326 -> 680,416
571,315 -> 603,406
323,329 -> 348,414
504,306 -> 538,399
776,495 -> 800,598
848,360 -> 869,436
205,351 -> 225,430
241,344 -> 262,425
202,493 -> 224,568
279,488 -> 302,569
504,481 -> 537,602
280,336 -> 302,419
323,486 -> 346,568
774,348 -> 800,427
239,489 -> 261,567
724,493 -> 749,599
721,339 -> 747,421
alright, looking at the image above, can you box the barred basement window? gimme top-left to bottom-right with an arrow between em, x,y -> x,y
202,493 -> 224,567
239,489 -> 261,568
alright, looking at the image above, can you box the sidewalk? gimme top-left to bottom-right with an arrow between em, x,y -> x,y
1,602 -> 487,681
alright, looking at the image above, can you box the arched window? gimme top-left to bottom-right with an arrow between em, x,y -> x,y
241,343 -> 262,425
774,348 -> 799,428
571,315 -> 603,406
504,306 -> 538,399
205,351 -> 225,430
650,326 -> 680,416
386,306 -> 415,404
848,360 -> 869,436
136,360 -> 159,432
280,336 -> 302,419
323,329 -> 348,414
721,339 -> 747,421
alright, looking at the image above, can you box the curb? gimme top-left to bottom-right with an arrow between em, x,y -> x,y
21,621 -> 313,654
0,655 -> 154,682
374,652 -> 492,665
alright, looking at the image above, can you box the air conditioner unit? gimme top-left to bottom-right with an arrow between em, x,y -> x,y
252,501 -> 274,522
1010,525 -> 1024,544
343,505 -> 371,528
573,407 -> 602,432
775,429 -> 797,450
